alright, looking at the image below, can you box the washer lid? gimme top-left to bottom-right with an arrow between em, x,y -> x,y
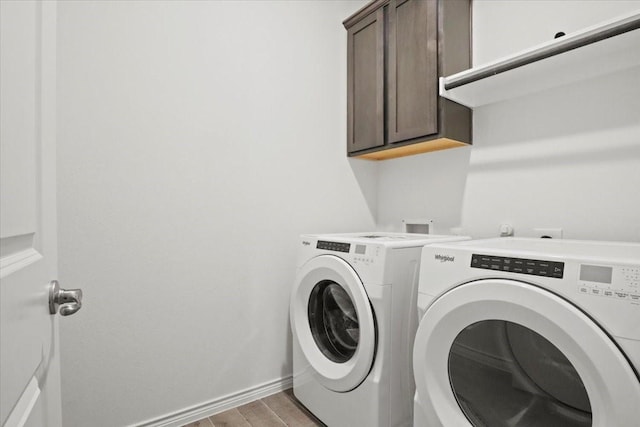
413,279 -> 640,427
290,255 -> 376,392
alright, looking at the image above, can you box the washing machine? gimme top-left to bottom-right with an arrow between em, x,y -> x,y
290,232 -> 470,427
412,237 -> 640,427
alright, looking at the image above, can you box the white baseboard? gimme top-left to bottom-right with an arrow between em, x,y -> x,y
133,376 -> 293,427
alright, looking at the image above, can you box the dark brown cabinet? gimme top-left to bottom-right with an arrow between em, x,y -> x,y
344,0 -> 472,160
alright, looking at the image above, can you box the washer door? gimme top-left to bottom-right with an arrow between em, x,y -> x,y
413,279 -> 640,427
291,255 -> 376,392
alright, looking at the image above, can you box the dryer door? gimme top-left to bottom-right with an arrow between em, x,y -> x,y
413,279 -> 640,427
291,255 -> 376,392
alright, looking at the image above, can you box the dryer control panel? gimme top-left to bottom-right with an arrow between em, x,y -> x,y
471,254 -> 564,278
578,264 -> 640,304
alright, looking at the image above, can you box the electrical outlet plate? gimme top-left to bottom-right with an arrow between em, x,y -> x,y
533,228 -> 563,239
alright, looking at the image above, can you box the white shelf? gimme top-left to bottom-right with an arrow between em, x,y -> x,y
440,10 -> 640,108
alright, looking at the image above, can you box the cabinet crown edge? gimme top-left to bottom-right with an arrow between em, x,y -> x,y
343,0 -> 390,29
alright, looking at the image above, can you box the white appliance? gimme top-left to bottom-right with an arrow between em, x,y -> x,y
413,238 -> 640,427
290,232 -> 470,427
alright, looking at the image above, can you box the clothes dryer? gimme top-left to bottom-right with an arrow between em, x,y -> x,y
290,232 -> 469,427
413,238 -> 640,427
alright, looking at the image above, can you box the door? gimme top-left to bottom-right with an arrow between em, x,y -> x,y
413,279 -> 640,427
387,0 -> 438,144
1,1 -> 62,426
290,255 -> 376,392
346,8 -> 384,153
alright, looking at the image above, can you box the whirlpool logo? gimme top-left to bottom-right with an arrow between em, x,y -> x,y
435,254 -> 455,263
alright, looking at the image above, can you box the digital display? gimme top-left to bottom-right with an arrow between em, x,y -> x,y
580,265 -> 612,284
355,244 -> 366,255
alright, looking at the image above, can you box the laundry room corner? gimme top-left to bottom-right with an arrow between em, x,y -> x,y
375,147 -> 471,234
348,157 -> 380,226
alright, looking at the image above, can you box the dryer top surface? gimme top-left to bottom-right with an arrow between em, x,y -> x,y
431,237 -> 640,264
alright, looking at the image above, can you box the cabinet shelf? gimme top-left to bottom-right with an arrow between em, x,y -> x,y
440,10 -> 640,108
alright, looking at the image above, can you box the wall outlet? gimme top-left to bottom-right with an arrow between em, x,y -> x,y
534,228 -> 563,239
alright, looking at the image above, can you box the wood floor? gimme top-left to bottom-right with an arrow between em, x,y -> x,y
182,389 -> 324,427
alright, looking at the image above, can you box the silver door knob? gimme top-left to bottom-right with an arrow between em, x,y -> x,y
49,280 -> 83,316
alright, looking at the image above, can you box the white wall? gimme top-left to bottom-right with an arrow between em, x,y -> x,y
56,1 -> 373,426
376,147 -> 471,234
378,0 -> 640,241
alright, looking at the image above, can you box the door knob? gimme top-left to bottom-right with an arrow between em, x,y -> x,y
49,280 -> 83,316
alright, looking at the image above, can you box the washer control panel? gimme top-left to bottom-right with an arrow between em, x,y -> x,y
471,254 -> 564,278
316,240 -> 377,265
578,264 -> 640,304
317,240 -> 350,253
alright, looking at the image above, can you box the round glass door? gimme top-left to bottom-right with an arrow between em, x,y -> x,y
412,279 -> 640,427
290,255 -> 376,392
308,280 -> 359,363
449,320 -> 592,427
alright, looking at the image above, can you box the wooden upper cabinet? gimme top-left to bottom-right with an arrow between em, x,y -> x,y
347,9 -> 384,153
344,0 -> 472,160
387,0 -> 438,143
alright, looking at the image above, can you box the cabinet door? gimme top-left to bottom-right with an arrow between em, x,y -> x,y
347,9 -> 384,153
387,0 -> 438,144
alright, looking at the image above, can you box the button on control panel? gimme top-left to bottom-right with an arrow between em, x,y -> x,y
622,266 -> 640,290
471,254 -> 564,279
